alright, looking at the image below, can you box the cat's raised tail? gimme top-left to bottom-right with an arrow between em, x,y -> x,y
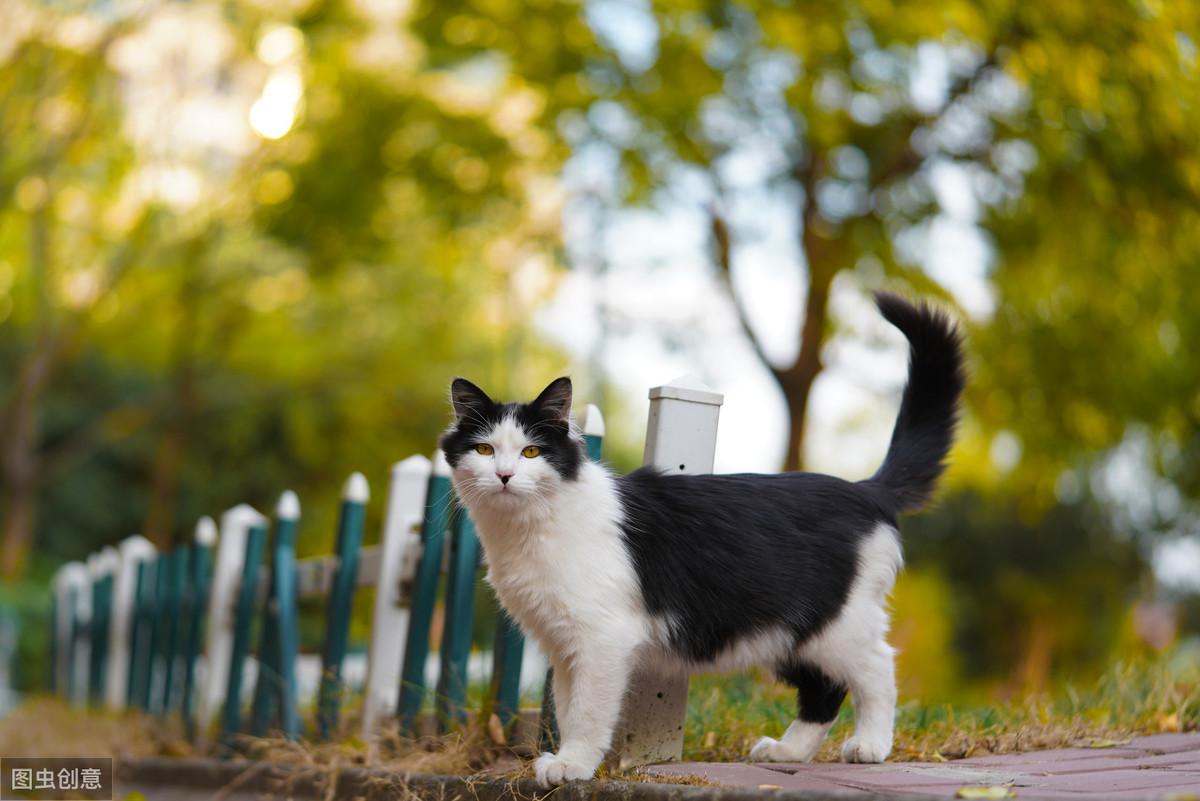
869,292 -> 967,514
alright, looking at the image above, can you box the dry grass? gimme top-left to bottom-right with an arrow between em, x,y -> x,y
3,655 -> 1194,785
236,723 -> 494,776
0,698 -> 193,759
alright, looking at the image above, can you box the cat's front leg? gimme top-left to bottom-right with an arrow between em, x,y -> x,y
534,639 -> 635,788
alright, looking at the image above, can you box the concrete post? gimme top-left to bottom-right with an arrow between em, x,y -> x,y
362,455 -> 431,737
613,375 -> 723,768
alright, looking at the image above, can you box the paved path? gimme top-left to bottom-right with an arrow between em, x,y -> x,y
644,734 -> 1200,799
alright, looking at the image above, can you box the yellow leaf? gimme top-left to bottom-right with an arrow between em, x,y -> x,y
956,788 -> 1016,799
1158,713 -> 1181,732
1086,738 -> 1131,749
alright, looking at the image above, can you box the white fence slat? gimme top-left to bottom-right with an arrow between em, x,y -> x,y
614,375 -> 723,768
53,561 -> 88,704
107,535 -> 155,709
362,454 -> 432,736
198,503 -> 265,729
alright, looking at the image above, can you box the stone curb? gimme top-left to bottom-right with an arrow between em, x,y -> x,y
117,757 -> 947,801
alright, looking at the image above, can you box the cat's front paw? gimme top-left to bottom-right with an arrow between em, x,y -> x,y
841,734 -> 891,763
750,736 -> 787,762
533,752 -> 594,788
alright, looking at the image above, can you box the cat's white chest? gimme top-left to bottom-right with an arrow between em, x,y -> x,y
466,467 -> 649,659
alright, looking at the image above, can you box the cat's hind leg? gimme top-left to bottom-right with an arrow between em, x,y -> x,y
836,638 -> 896,763
750,662 -> 846,762
797,526 -> 901,764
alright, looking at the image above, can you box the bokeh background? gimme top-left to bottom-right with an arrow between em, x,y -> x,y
2,0 -> 1199,707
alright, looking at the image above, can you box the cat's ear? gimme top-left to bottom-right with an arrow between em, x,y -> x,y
450,378 -> 494,422
531,376 -> 572,421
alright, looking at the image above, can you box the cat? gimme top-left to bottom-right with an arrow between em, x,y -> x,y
439,292 -> 965,787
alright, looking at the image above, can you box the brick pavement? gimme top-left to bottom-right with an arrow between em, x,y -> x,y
643,733 -> 1200,799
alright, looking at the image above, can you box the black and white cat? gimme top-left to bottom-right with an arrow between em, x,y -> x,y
439,292 -> 965,787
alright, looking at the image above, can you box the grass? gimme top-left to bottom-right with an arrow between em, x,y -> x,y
685,656 -> 1200,763
2,654 -> 1195,782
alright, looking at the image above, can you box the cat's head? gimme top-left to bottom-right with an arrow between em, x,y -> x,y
439,377 -> 584,507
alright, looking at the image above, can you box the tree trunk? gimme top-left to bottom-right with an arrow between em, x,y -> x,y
1,353 -> 49,580
0,479 -> 37,579
141,248 -> 202,547
0,339 -> 56,580
777,217 -> 841,472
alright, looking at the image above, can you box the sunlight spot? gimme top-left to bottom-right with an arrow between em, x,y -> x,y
250,67 -> 303,140
257,25 -> 303,66
61,268 -> 101,309
989,430 -> 1022,474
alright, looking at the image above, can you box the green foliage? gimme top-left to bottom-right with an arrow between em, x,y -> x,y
904,492 -> 1149,686
0,0 -> 570,568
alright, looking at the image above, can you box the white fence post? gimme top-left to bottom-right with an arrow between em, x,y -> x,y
198,503 -> 264,729
361,455 -> 432,737
614,375 -> 723,768
107,535 -> 156,709
53,561 -> 88,703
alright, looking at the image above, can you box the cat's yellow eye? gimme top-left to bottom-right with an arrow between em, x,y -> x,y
521,445 -> 541,458
475,443 -> 494,455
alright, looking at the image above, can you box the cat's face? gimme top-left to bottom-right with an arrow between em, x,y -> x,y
439,377 -> 584,508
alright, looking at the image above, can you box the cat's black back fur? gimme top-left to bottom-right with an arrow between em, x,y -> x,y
617,470 -> 897,663
615,292 -> 964,668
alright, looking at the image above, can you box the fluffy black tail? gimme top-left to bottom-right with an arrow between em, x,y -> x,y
870,292 -> 966,514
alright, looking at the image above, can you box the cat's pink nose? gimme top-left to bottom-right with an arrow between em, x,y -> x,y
497,471 -> 512,485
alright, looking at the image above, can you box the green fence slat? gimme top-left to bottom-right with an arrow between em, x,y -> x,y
128,559 -> 156,709
64,585 -> 77,703
249,591 -> 280,737
488,610 -> 524,731
397,465 -> 453,734
158,550 -> 185,715
181,532 -> 213,739
48,594 -> 58,695
71,584 -> 89,704
141,556 -> 166,712
251,493 -> 301,739
436,512 -> 480,732
316,475 -> 368,740
221,522 -> 267,745
539,425 -> 604,750
88,572 -> 113,705
249,533 -> 280,738
273,506 -> 301,740
152,551 -> 172,716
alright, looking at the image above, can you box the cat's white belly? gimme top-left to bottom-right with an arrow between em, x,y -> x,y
636,620 -> 797,676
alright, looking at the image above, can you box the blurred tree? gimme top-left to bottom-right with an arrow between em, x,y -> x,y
0,17 -> 160,577
562,0 -> 1200,475
968,5 -> 1200,511
0,0 -> 575,576
904,491 -> 1148,690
